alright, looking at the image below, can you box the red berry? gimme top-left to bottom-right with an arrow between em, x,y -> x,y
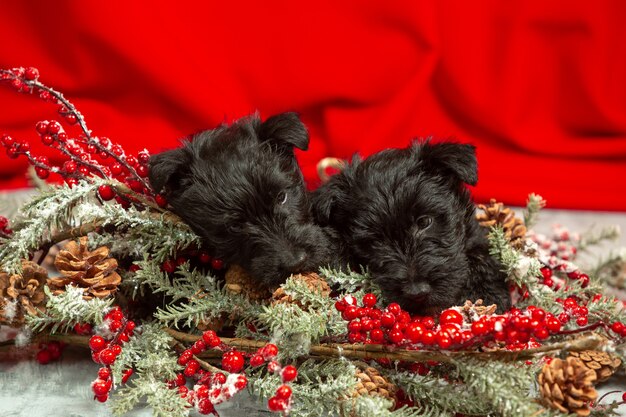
41,134 -> 54,145
98,185 -> 115,201
234,375 -> 248,390
576,316 -> 588,326
534,327 -> 549,340
97,367 -> 111,380
211,258 -> 224,270
198,251 -> 211,263
99,349 -> 116,365
439,309 -> 463,326
558,313 -> 570,324
471,320 -> 487,335
436,331 -> 452,349
35,167 -> 50,179
404,323 -> 424,343
579,274 -> 590,288
35,121 -> 49,134
275,385 -> 292,400
1,134 -> 14,146
381,312 -> 396,328
540,267 -> 552,279
421,330 -> 436,345
611,322 -> 625,334
387,303 -> 401,316
63,160 -> 77,174
546,318 -> 562,333
92,379 -> 110,396
250,354 -> 264,367
213,372 -> 227,385
263,343 -> 278,359
89,335 -> 106,352
178,350 -> 193,365
36,349 -> 52,365
388,329 -> 404,344
65,114 -> 77,125
421,317 -> 436,329
122,368 -> 134,384
222,351 -> 245,373
126,155 -> 138,166
362,293 -> 377,308
110,344 -> 122,355
622,392 -> 626,402
24,67 -> 39,80
563,298 -> 577,310
162,259 -> 177,273
192,340 -> 206,354
281,365 -> 298,382
48,121 -> 61,134
136,164 -> 149,177
343,305 -> 359,321
125,320 -> 136,333
268,396 -> 287,412
109,320 -> 123,332
138,151 -> 150,164
348,320 -> 362,333
95,394 -> 108,403
370,328 -> 384,342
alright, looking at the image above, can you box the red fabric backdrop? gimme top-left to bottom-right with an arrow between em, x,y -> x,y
1,1 -> 625,210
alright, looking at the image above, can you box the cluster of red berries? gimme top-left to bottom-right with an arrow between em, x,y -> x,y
173,330 -> 297,415
539,265 -> 590,291
35,341 -> 65,365
336,292 -> 616,351
159,250 -> 224,274
88,307 -> 136,402
0,67 -> 161,209
266,363 -> 298,412
0,215 -> 12,236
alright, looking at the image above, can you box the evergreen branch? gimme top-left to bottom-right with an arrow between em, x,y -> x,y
26,286 -> 113,333
319,266 -> 383,301
391,371 -> 493,416
579,225 -> 621,251
488,226 -> 523,276
523,193 -> 546,229
133,259 -> 215,302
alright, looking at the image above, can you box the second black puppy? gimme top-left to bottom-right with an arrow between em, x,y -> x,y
312,141 -> 511,315
149,113 -> 333,287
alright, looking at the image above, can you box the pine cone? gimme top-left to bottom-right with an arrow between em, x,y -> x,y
272,272 -> 331,308
569,350 -> 622,383
476,199 -> 527,249
224,265 -> 272,301
48,237 -> 121,299
461,299 -> 497,322
353,367 -> 397,406
0,260 -> 48,326
538,357 -> 598,416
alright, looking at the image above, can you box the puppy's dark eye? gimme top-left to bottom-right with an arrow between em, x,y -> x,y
416,215 -> 433,230
278,191 -> 288,205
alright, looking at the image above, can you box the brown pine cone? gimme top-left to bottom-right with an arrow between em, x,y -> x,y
476,199 -> 527,249
352,367 -> 398,407
461,299 -> 497,322
538,357 -> 598,416
272,272 -> 331,308
224,265 -> 272,301
48,237 -> 121,299
569,350 -> 622,383
0,260 -> 48,326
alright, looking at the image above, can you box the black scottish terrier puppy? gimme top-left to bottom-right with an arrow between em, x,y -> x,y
312,141 -> 511,315
149,113 -> 333,287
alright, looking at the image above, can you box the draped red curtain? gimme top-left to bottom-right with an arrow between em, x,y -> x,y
1,1 -> 625,210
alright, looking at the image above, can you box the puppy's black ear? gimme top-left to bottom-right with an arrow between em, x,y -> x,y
148,147 -> 190,193
417,142 -> 478,186
259,112 -> 309,152
311,158 -> 358,225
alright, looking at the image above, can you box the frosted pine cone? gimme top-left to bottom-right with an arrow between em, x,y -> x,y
476,199 -> 526,249
569,350 -> 622,383
538,356 -> 597,416
224,265 -> 272,301
272,272 -> 331,308
352,367 -> 398,407
0,260 -> 48,326
48,237 -> 121,299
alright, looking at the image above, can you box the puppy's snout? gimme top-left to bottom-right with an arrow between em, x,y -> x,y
282,250 -> 308,273
404,281 -> 432,300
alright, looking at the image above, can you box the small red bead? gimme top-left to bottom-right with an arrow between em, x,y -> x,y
65,114 -> 78,125
99,349 -> 116,365
110,344 -> 122,355
421,317 -> 436,329
109,320 -> 123,332
576,316 -> 588,326
178,350 -> 193,365
122,369 -> 134,384
222,351 -> 245,373
540,267 -> 552,280
439,309 -> 464,326
342,305 -> 359,321
281,365 -> 298,382
546,318 -> 561,333
95,394 -> 108,403
213,372 -> 227,385
211,258 -> 224,270
275,385 -> 292,400
198,251 -> 211,263
48,121 -> 61,134
421,330 -> 436,345
268,397 -> 287,412
387,303 -> 402,316
36,349 -> 52,365
262,343 -> 278,359
380,312 -> 396,328
404,323 -> 424,343
89,335 -> 106,352
111,163 -> 123,176
126,155 -> 138,166
92,379 -> 110,396
138,151 -> 150,164
98,185 -> 115,201
370,328 -> 384,342
362,293 -> 377,308
162,259 -> 177,273
234,374 -> 248,390
348,320 -> 362,333
611,322 -> 625,334
98,367 -> 111,380
24,67 -> 39,80
579,274 -> 590,288
558,313 -> 570,324
250,354 -> 264,367
136,164 -> 149,177
192,340 -> 206,354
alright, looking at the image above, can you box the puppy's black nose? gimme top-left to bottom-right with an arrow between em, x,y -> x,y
284,250 -> 308,272
405,281 -> 432,299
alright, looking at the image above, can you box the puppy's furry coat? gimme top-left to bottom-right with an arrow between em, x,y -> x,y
312,141 -> 511,314
149,113 -> 333,287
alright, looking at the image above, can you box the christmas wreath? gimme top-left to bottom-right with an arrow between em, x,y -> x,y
1,67 -> 626,417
